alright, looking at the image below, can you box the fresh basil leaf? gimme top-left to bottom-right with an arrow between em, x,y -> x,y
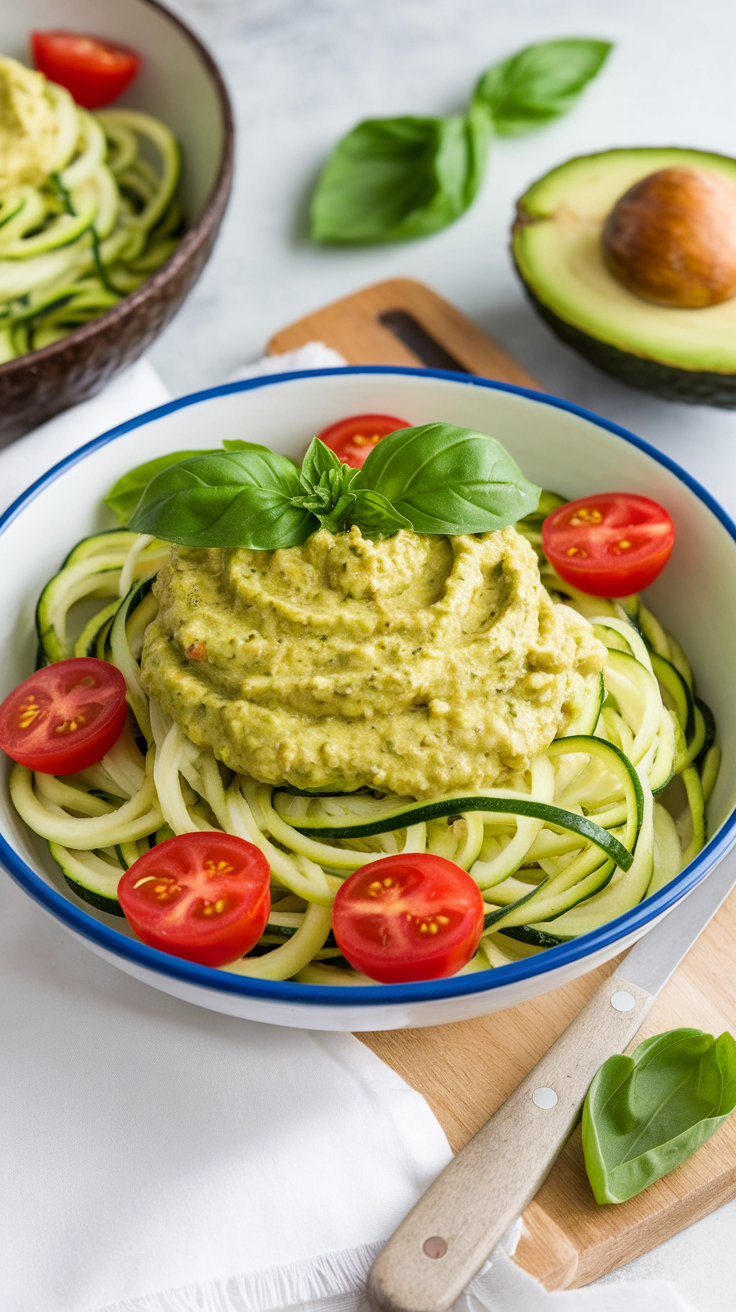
128,448 -> 316,549
104,441 -> 279,524
299,436 -> 345,489
474,38 -> 612,136
356,423 -> 540,534
582,1028 -> 736,1205
310,111 -> 489,244
350,489 -> 413,540
105,449 -> 212,524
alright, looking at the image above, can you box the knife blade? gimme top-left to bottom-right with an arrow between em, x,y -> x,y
616,850 -> 736,995
367,846 -> 736,1312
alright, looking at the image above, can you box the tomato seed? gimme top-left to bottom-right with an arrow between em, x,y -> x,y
18,697 -> 40,729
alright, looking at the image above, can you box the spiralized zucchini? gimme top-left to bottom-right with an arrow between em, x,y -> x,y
12,515 -> 720,985
0,77 -> 183,361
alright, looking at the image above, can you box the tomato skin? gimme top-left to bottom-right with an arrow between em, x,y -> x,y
332,854 -> 484,984
542,493 -> 675,597
32,31 -> 141,109
316,413 -> 410,468
0,658 -> 128,774
118,833 -> 271,968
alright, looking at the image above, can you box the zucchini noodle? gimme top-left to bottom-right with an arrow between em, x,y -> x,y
12,513 -> 719,983
0,71 -> 183,361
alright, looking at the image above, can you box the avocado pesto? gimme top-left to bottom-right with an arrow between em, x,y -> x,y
141,525 -> 605,798
0,57 -> 60,191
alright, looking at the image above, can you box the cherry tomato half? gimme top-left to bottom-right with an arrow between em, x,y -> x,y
0,657 -> 128,774
542,492 -> 675,597
332,853 -> 484,984
316,413 -> 410,468
32,31 -> 141,109
118,833 -> 271,968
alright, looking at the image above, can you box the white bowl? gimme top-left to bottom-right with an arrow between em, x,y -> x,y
1,367 -> 735,1030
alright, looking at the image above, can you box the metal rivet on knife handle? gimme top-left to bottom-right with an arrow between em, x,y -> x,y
423,1237 -> 448,1259
532,1086 -> 559,1109
611,990 -> 636,1011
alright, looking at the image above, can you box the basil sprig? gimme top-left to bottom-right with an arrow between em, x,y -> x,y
311,37 -> 611,244
126,423 -> 540,548
582,1028 -> 736,1205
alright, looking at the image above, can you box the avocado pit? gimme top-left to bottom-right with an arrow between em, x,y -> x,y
602,167 -> 736,308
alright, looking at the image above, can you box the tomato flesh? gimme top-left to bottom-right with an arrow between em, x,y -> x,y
332,853 -> 484,983
316,413 -> 410,468
0,657 -> 128,774
118,833 -> 271,967
542,492 -> 675,597
32,31 -> 141,108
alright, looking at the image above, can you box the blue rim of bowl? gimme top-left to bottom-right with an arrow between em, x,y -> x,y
2,365 -> 736,1007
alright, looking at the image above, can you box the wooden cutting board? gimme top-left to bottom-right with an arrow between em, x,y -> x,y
267,278 -> 736,1289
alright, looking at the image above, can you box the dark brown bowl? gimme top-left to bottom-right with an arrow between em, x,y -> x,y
0,0 -> 234,443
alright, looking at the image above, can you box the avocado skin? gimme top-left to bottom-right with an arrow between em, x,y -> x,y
516,271 -> 736,409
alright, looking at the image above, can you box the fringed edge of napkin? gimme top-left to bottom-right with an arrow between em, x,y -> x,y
96,1239 -> 382,1312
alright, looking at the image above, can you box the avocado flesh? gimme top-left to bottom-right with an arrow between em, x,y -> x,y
513,148 -> 736,405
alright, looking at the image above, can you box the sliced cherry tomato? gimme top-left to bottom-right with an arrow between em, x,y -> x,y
0,657 -> 128,774
316,413 -> 410,468
542,492 -> 675,597
32,31 -> 141,109
118,833 -> 271,967
332,853 -> 484,984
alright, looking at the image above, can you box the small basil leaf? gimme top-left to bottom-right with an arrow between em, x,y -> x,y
300,436 -> 344,489
312,492 -> 358,535
311,113 -> 487,245
350,489 -> 413,540
582,1028 -> 736,1205
356,423 -> 540,534
129,449 -> 315,549
474,38 -> 612,136
105,449 -> 212,524
104,441 -> 285,524
293,453 -> 361,529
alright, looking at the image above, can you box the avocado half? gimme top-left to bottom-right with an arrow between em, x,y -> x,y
512,147 -> 736,407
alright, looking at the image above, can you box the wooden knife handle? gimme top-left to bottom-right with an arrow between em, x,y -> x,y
366,973 -> 654,1312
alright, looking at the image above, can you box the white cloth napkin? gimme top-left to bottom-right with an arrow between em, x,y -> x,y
0,350 -> 696,1312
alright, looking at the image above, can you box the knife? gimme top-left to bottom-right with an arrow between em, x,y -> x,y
367,848 -> 736,1312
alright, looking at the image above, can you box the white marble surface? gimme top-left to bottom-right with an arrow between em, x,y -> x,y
142,0 -> 736,1305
